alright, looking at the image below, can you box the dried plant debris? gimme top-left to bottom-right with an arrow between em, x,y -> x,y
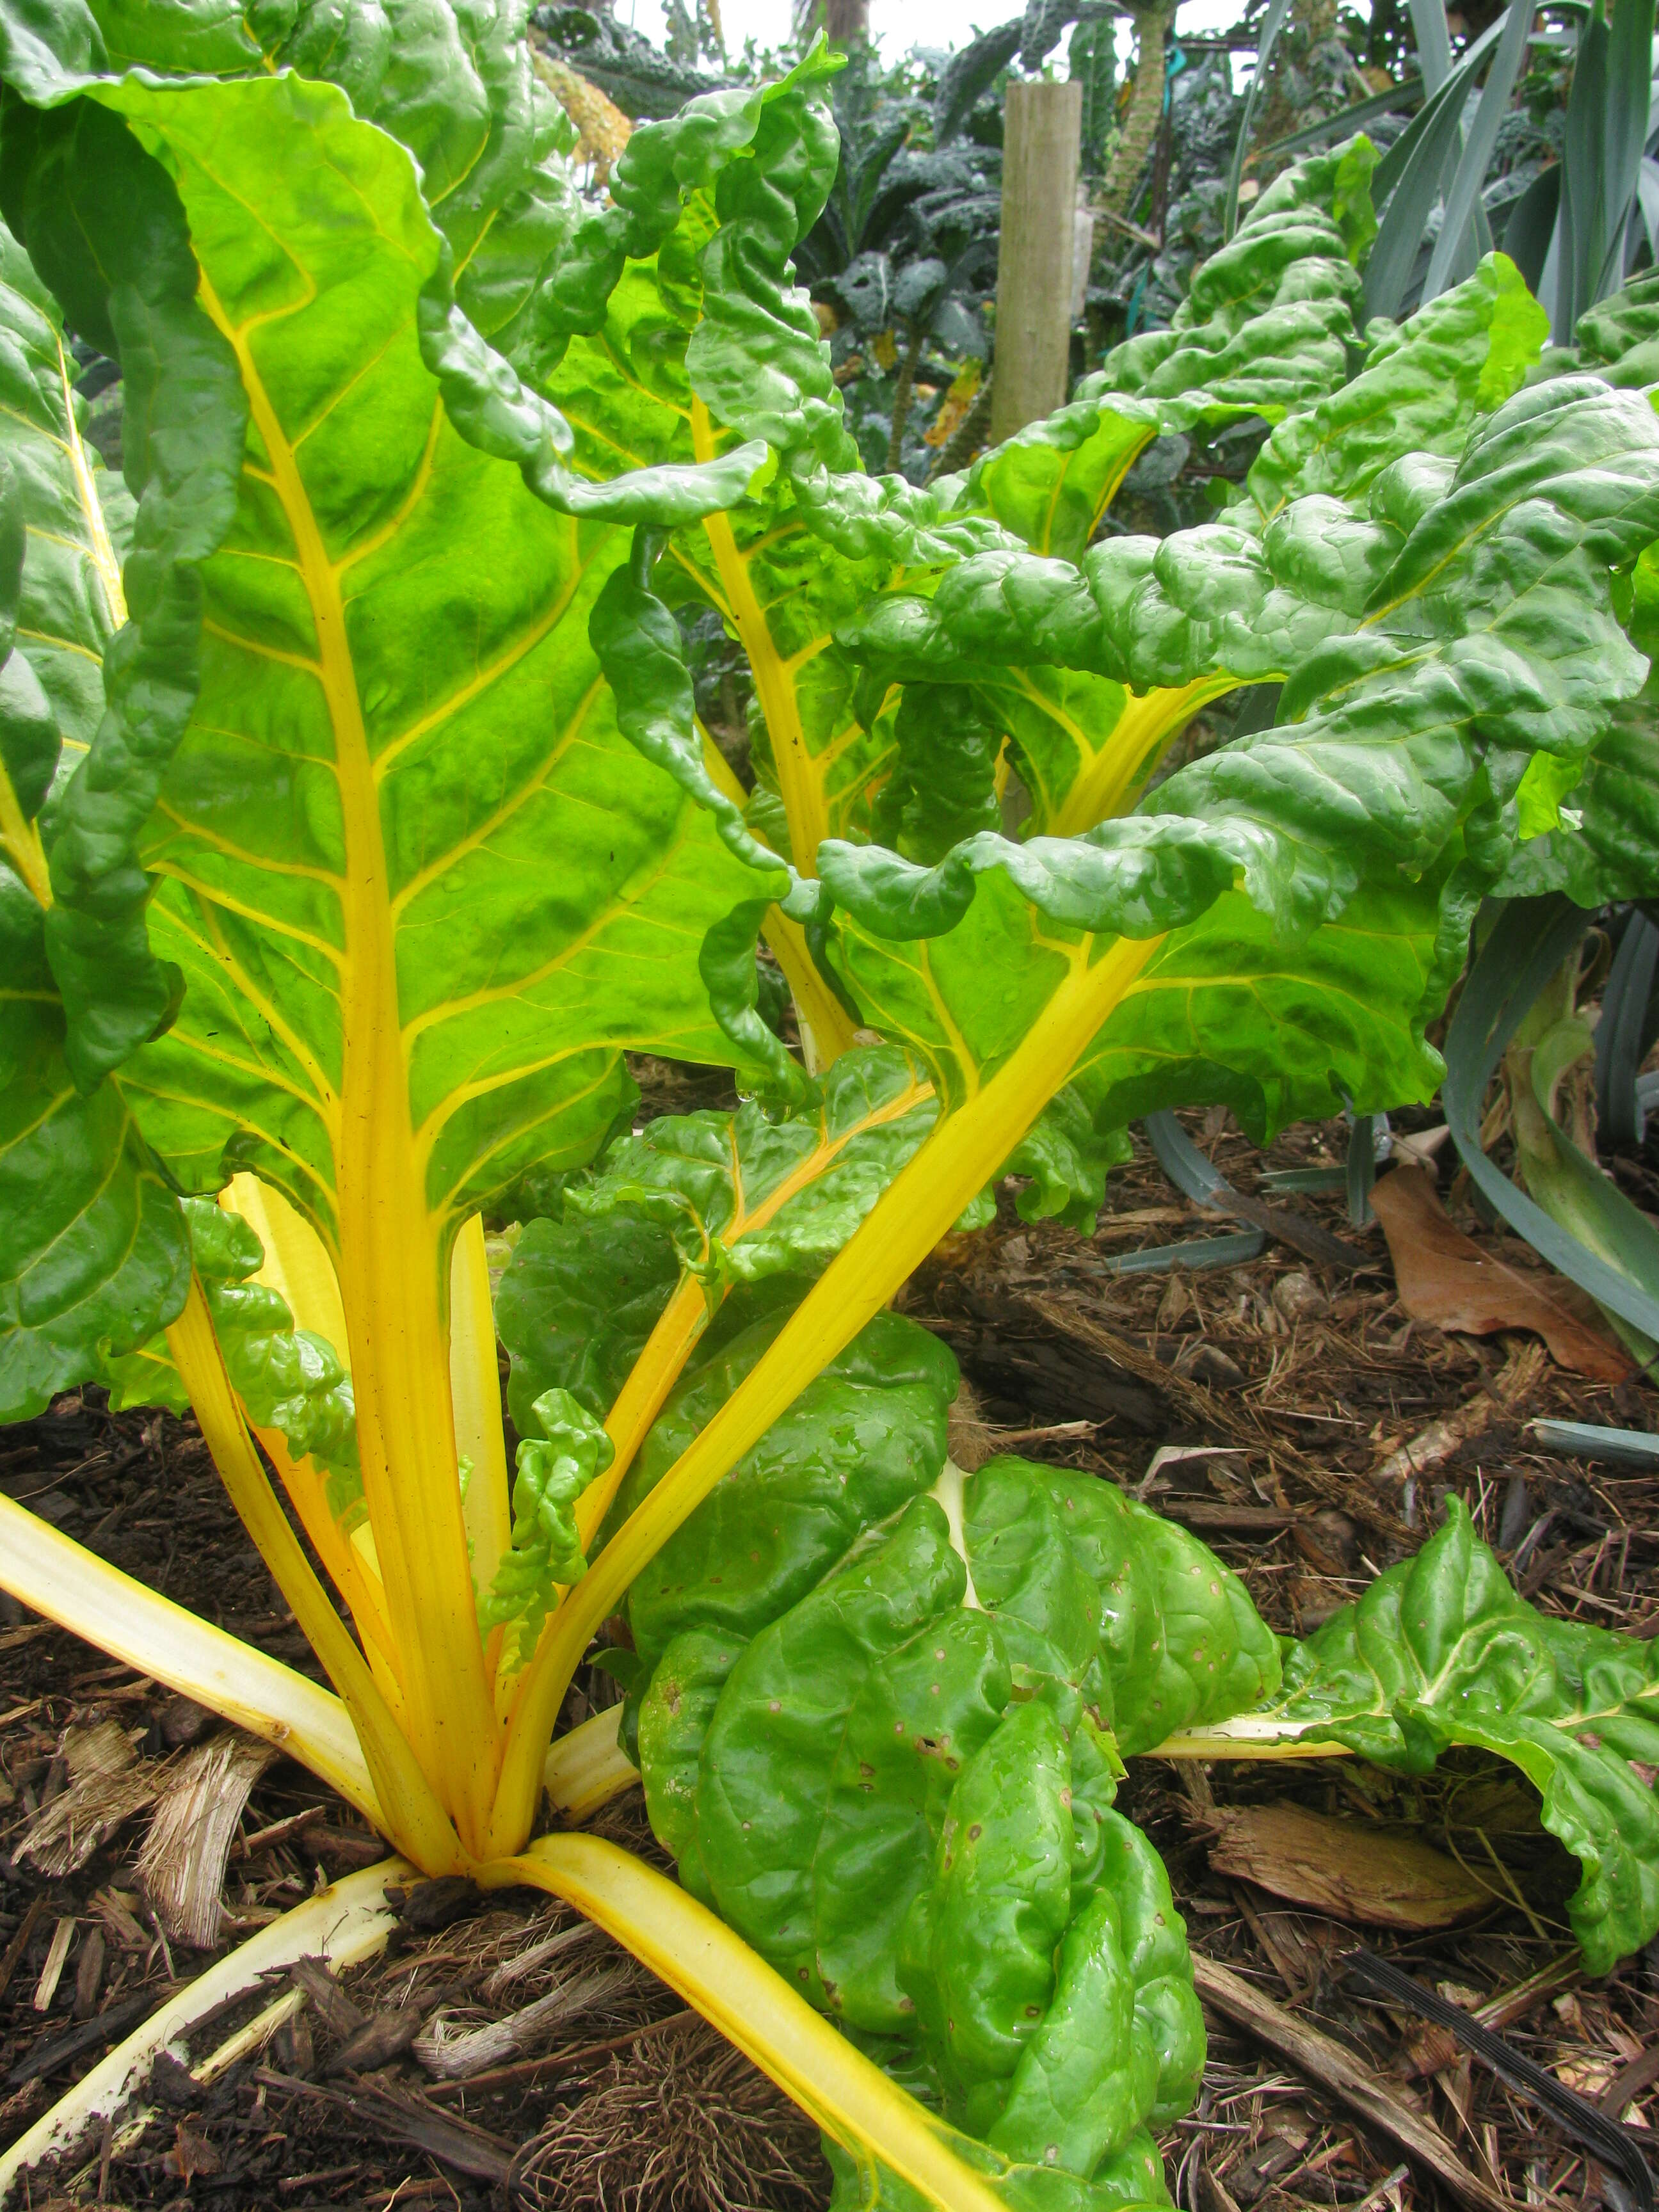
1203,1802 -> 1491,1931
508,2019 -> 829,2212
1370,1167 -> 1631,1382
13,1720 -> 161,1877
136,1733 -> 277,1947
415,1961 -> 641,2080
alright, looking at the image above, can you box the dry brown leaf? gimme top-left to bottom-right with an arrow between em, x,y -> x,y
163,2120 -> 222,2183
1206,1802 -> 1490,1930
1369,1166 -> 1631,1382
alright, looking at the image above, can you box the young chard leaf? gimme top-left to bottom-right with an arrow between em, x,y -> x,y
1270,1500 -> 1659,1976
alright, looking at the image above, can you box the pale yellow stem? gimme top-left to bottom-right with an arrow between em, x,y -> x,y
484,1834 -> 1010,2212
253,1425 -> 402,1687
449,1212 -> 512,1599
579,1270 -> 711,1555
0,773 -> 50,906
57,330 -> 127,630
693,399 -> 831,873
543,1706 -> 639,1818
699,730 -> 860,1066
0,1859 -> 408,2202
1049,675 -> 1242,837
196,269 -> 497,1852
217,1177 -> 399,1672
486,932 -> 1162,1854
0,1491 -> 379,1823
166,1278 -> 466,1873
1149,1717 -> 1351,1759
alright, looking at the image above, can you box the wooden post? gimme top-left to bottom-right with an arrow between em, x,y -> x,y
990,79 -> 1084,446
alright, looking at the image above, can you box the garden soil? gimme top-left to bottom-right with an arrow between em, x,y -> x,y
1,1093 -> 1656,2212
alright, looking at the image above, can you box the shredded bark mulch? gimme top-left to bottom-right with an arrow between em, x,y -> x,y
2,1100 -> 1656,2211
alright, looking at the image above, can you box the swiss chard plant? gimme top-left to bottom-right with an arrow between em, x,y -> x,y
3,3 -> 1659,2206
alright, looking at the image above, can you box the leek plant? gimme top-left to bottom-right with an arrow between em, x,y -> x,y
3,3 -> 1659,2204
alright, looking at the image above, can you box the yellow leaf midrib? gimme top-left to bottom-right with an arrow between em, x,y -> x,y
191,260 -> 497,1841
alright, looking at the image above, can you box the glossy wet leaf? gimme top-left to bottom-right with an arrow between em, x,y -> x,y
1246,250 -> 1548,519
1081,142 -> 1375,424
1269,1498 -> 1659,1976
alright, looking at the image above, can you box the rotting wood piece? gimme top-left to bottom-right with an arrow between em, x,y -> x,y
0,1893 -> 47,2003
1189,1955 -> 1514,2212
252,2064 -> 514,2186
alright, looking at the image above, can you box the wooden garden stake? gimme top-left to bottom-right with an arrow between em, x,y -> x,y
991,79 -> 1084,442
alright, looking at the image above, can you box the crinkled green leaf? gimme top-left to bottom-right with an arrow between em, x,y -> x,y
37,0 -> 585,390
821,378 -> 1659,1150
482,1384 -> 613,1658
614,1305 -> 959,1679
0,215 -> 127,765
185,1195 -> 360,1498
824,2126 -> 1171,2211
1065,869 -> 1462,1141
1495,687 -> 1659,906
1003,1087 -> 1133,1234
524,44 -> 1023,897
961,394 -> 1159,565
496,1206 -> 682,1436
965,1459 -> 1280,1759
1082,143 -> 1374,425
573,1044 -> 938,1284
871,682 -> 1006,867
493,1043 -> 942,1442
0,89 -> 244,1086
639,1455 -> 1265,2197
94,1187 -> 367,1480
1247,251 -> 1549,520
0,873 -> 190,1419
1265,1498 -> 1659,1976
838,490 -> 1400,700
1575,266 -> 1659,387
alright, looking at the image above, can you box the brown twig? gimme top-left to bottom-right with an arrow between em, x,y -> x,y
886,317 -> 924,472
1190,1955 -> 1514,2212
0,1891 -> 46,2004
